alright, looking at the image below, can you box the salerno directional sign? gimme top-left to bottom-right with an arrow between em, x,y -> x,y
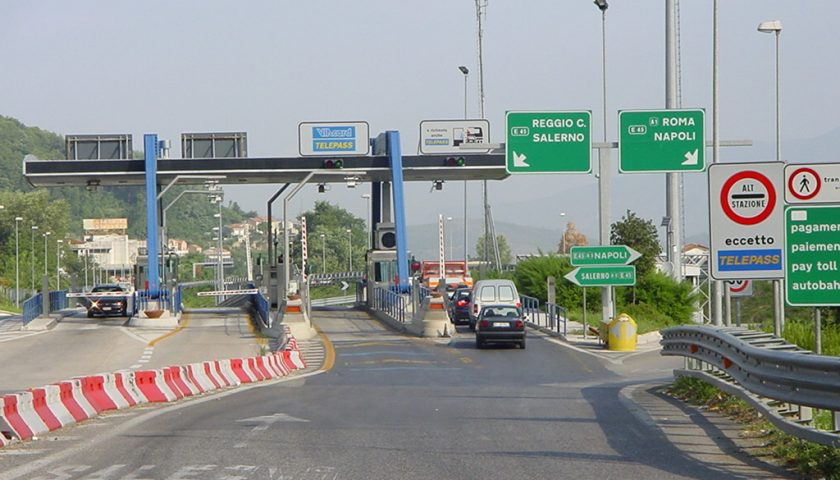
419,119 -> 490,154
709,162 -> 784,280
570,245 -> 641,267
785,205 -> 840,306
618,109 -> 705,173
564,266 -> 636,287
298,121 -> 370,156
505,111 -> 591,174
784,163 -> 840,204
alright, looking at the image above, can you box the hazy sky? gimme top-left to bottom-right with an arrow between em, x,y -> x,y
2,1 -> 837,252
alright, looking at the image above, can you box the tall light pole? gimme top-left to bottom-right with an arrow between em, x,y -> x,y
346,228 -> 353,271
361,193 -> 371,249
30,225 -> 38,291
43,231 -> 51,278
320,233 -> 326,274
594,0 -> 614,323
56,239 -> 63,290
758,19 -> 784,335
15,216 -> 22,306
458,65 -> 470,265
559,212 -> 567,254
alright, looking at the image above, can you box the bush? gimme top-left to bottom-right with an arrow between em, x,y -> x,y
619,271 -> 698,324
512,255 -> 601,310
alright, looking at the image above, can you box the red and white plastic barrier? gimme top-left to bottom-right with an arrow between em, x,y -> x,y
0,333 -> 306,446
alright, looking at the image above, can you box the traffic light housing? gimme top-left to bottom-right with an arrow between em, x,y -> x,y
445,156 -> 466,167
322,158 -> 343,169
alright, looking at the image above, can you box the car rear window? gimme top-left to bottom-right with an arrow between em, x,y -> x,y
482,306 -> 519,317
498,285 -> 516,302
92,286 -> 123,293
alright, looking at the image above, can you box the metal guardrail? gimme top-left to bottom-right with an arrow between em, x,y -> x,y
544,302 -> 568,337
133,290 -> 172,315
661,325 -> 840,447
371,286 -> 408,324
22,294 -> 43,325
311,295 -> 357,307
49,290 -> 68,312
520,295 -> 541,325
519,295 -> 567,337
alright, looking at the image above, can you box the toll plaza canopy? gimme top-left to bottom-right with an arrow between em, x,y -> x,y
23,153 -> 508,188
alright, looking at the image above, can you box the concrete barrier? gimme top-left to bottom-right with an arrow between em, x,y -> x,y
55,380 -> 96,422
112,371 -> 142,408
1,393 -> 47,440
29,388 -> 63,432
134,370 -> 175,403
39,385 -> 76,427
80,375 -> 118,414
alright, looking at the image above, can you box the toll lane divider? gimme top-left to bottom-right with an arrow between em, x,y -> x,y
0,336 -> 305,447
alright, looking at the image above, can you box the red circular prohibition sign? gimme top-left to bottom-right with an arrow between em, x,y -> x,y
729,280 -> 749,293
788,167 -> 821,200
720,170 -> 776,225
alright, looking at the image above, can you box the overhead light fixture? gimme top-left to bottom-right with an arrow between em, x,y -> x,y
661,216 -> 671,227
432,180 -> 444,191
345,176 -> 359,188
317,183 -> 326,193
757,20 -> 782,33
85,179 -> 101,192
594,0 -> 608,12
458,65 -> 469,75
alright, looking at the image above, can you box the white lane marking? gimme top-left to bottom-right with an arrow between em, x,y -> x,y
347,367 -> 463,372
0,330 -> 49,344
117,327 -> 149,344
339,350 -> 434,357
233,442 -> 248,448
129,364 -> 142,369
137,359 -> 149,364
0,369 -> 327,479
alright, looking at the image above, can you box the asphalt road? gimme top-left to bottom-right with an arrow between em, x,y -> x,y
0,308 -> 790,479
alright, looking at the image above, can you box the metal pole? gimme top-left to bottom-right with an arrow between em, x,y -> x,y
724,282 -> 732,327
43,233 -> 49,277
218,201 -> 223,302
347,229 -> 353,271
284,172 -> 316,296
31,225 -> 37,292
597,3 -> 613,325
321,234 -> 326,274
711,0 -> 724,326
774,30 -> 786,334
56,240 -> 62,290
665,0 -> 682,284
15,218 -> 21,306
735,298 -> 741,327
815,308 -> 822,355
84,249 -> 88,289
463,68 -> 469,267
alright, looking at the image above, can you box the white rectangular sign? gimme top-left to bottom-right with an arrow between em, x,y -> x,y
419,119 -> 490,154
298,121 -> 370,157
784,163 -> 840,204
708,162 -> 785,280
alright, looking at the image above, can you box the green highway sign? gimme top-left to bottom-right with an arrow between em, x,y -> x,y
505,111 -> 592,174
785,205 -> 840,306
570,245 -> 641,267
619,109 -> 705,173
564,266 -> 637,287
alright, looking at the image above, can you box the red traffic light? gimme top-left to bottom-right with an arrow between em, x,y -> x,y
445,156 -> 466,167
322,159 -> 344,168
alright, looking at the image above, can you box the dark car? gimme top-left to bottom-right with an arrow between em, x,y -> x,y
86,284 -> 128,318
449,288 -> 472,325
475,304 -> 526,349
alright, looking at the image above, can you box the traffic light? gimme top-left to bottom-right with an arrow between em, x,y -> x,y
322,159 -> 343,169
445,156 -> 466,167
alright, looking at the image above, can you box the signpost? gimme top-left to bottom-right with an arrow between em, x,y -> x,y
618,109 -> 705,173
570,245 -> 641,267
298,121 -> 370,156
505,111 -> 591,174
785,205 -> 840,306
708,162 -> 784,280
784,163 -> 840,204
419,120 -> 490,154
564,266 -> 636,287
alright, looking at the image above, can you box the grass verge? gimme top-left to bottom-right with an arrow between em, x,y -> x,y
668,377 -> 840,479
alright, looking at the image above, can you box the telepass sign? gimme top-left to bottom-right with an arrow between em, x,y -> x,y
709,162 -> 785,280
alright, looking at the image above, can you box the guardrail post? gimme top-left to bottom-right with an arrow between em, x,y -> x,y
833,411 -> 839,432
798,405 -> 813,425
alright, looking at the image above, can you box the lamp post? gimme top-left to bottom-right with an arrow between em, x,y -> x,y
346,228 -> 353,271
458,65 -> 470,266
320,233 -> 326,274
30,225 -> 38,291
594,0 -> 614,323
361,193 -> 371,249
15,216 -> 22,306
43,231 -> 51,278
56,239 -> 63,290
758,19 -> 783,335
559,212 -> 567,254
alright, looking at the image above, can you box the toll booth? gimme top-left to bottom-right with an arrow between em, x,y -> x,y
365,249 -> 414,304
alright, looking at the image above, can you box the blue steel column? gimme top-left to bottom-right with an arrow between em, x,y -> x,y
144,134 -> 160,295
386,131 -> 409,292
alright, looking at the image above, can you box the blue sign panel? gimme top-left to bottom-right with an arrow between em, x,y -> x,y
298,121 -> 370,156
312,126 -> 356,152
717,249 -> 783,272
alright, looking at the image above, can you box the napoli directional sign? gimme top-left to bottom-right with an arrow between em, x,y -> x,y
618,109 -> 705,173
505,111 -> 591,174
784,163 -> 840,204
785,205 -> 840,306
570,245 -> 641,267
564,266 -> 636,287
298,121 -> 370,156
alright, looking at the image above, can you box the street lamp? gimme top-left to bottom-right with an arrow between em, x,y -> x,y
361,193 -> 371,249
559,212 -> 567,254
758,19 -> 783,335
14,217 -> 22,306
320,233 -> 326,274
30,225 -> 38,291
757,20 -> 782,162
458,65 -> 470,266
346,228 -> 353,271
43,231 -> 51,278
56,239 -> 63,290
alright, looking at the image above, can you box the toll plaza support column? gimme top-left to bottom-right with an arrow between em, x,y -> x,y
386,131 -> 409,292
144,134 -> 160,296
371,181 -> 381,248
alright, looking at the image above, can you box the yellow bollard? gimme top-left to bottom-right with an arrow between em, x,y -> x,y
606,313 -> 638,351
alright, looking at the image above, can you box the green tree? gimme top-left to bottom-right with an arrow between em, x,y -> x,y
513,255 -> 601,310
475,234 -> 512,265
292,201 -> 366,275
610,210 -> 660,278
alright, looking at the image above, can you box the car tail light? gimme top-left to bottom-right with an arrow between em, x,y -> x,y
479,320 -> 490,328
516,301 -> 522,308
456,300 -> 467,307
514,320 -> 524,329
